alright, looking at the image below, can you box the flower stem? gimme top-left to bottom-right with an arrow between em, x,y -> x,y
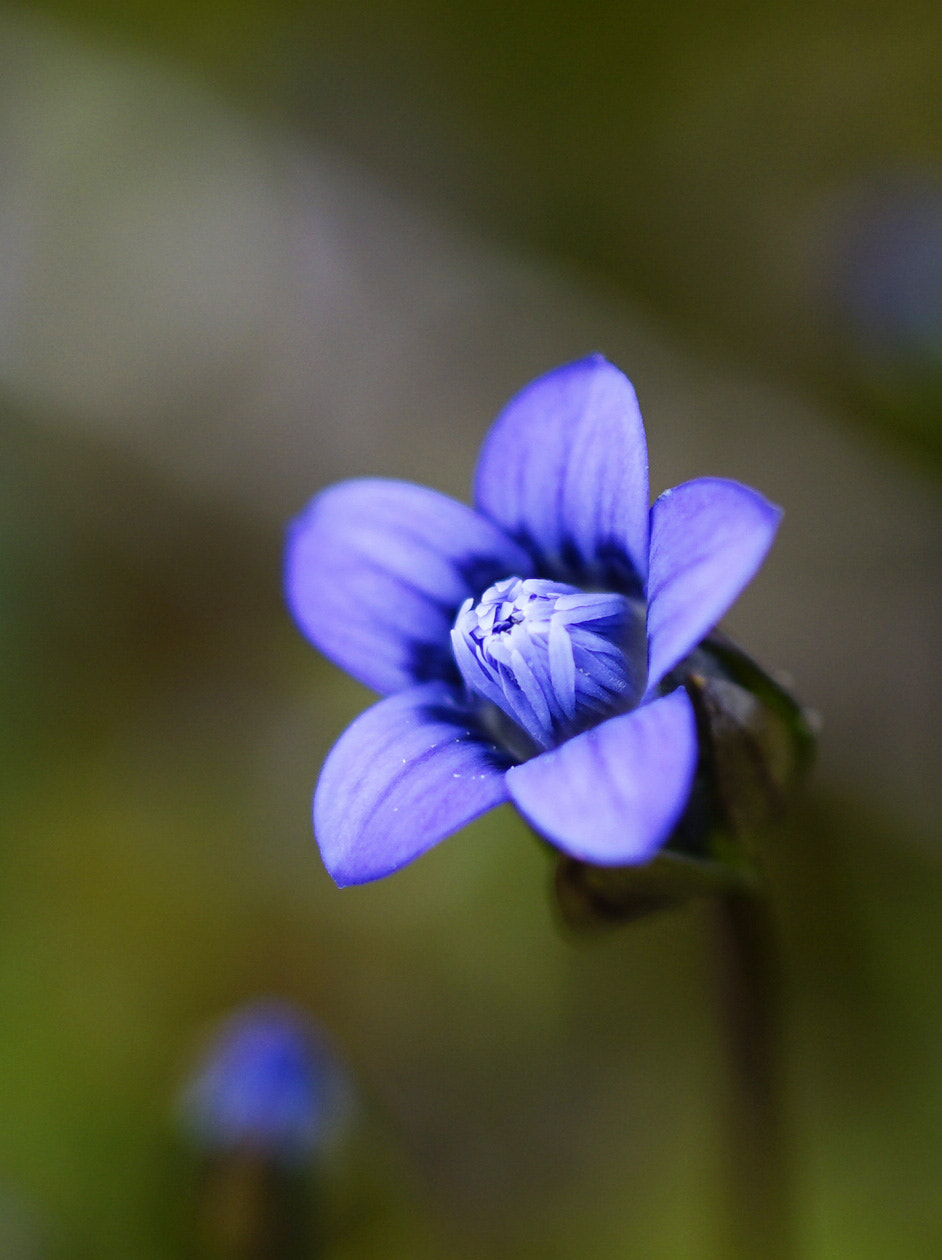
195,1153 -> 316,1260
714,888 -> 793,1260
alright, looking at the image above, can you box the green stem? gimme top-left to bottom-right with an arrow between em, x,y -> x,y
714,888 -> 792,1260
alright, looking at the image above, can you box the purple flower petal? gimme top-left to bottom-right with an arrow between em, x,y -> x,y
314,683 -> 511,886
286,479 -> 533,695
505,688 -> 697,866
474,356 -> 650,596
645,478 -> 782,693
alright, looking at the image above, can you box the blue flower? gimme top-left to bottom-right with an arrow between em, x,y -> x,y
286,356 -> 781,886
182,1002 -> 329,1164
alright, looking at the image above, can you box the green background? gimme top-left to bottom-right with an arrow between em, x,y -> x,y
0,2 -> 940,1255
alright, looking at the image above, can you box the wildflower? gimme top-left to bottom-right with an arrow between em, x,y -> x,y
182,1002 -> 329,1164
286,356 -> 781,886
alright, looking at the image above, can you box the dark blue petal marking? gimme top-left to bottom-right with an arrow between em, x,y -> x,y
286,479 -> 533,696
506,526 -> 646,600
406,639 -> 463,687
474,356 -> 650,594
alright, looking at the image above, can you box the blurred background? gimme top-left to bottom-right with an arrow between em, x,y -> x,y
0,1 -> 940,1256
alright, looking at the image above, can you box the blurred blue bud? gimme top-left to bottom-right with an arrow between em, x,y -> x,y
182,1001 -> 331,1165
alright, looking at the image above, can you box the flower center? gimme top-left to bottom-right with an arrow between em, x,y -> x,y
450,576 -> 644,754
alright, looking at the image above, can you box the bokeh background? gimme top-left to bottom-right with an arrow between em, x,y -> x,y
0,1 -> 940,1256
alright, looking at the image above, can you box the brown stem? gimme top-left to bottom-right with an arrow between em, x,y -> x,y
714,889 -> 793,1260
195,1152 -> 315,1260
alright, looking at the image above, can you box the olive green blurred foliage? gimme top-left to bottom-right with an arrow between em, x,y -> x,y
26,0 -> 942,460
1,412 -> 940,1258
1,1 -> 941,1257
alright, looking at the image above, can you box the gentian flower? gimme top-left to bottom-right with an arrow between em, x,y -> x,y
286,356 -> 781,887
182,1002 -> 329,1164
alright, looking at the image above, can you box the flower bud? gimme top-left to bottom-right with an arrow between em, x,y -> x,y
181,1002 -> 329,1166
451,576 -> 644,753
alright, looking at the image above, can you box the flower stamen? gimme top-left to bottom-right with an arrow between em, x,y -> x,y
450,576 -> 644,753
